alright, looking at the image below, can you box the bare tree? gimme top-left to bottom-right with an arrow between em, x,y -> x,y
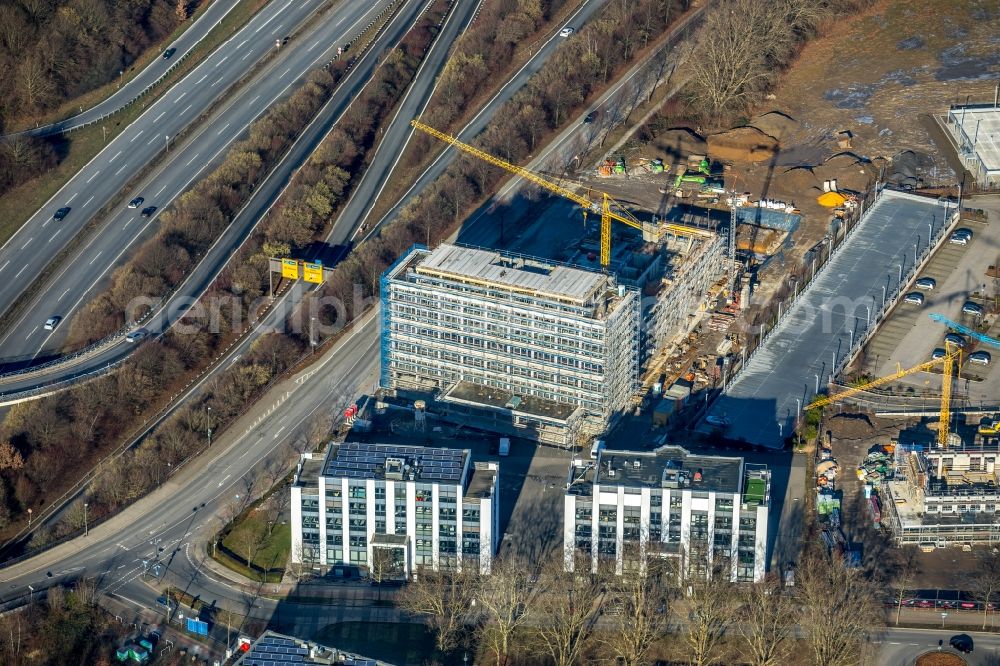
601,552 -> 675,666
799,551 -> 883,666
397,568 -> 478,653
970,548 -> 1000,631
527,554 -> 604,666
890,546 -> 920,626
735,574 -> 795,666
681,553 -> 739,666
368,546 -> 403,601
476,556 -> 544,666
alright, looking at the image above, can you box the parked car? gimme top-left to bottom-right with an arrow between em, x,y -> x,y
969,351 -> 992,366
128,197 -> 144,209
903,292 -> 925,305
53,207 -> 71,221
944,333 -> 966,347
950,634 -> 974,654
931,348 -> 947,360
962,302 -> 984,316
915,277 -> 936,290
949,230 -> 971,245
43,316 -> 61,331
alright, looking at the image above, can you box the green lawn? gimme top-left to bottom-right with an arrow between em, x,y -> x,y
217,512 -> 290,582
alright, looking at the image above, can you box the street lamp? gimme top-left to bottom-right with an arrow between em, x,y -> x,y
165,134 -> 169,152
310,316 -> 317,352
882,284 -> 887,308
207,406 -> 213,446
84,502 -> 89,537
119,69 -> 123,89
27,508 -> 32,527
814,373 -> 820,394
898,263 -> 903,284
865,304 -> 871,328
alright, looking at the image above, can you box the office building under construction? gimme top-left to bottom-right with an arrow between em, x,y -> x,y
380,244 -> 641,447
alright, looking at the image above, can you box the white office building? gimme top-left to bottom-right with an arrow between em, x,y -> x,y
291,441 -> 499,575
564,444 -> 770,582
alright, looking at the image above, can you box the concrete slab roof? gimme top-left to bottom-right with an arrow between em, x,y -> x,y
950,106 -> 1000,174
707,190 -> 956,448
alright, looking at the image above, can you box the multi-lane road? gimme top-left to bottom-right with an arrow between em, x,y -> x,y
0,0 -> 392,367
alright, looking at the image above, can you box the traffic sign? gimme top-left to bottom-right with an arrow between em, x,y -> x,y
281,259 -> 299,280
303,261 -> 323,284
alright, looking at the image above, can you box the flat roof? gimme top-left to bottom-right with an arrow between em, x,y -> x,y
706,190 -> 954,448
950,106 -> 1000,173
443,380 -> 580,421
324,441 -> 468,484
235,630 -> 389,666
415,243 -> 607,305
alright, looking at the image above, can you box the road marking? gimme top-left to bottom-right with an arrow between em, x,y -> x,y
130,130 -> 144,143
271,24 -> 283,36
217,474 -> 231,487
250,95 -> 260,105
155,186 -> 167,198
174,91 -> 186,103
58,288 -> 70,301
241,51 -> 253,61
114,163 -> 128,176
109,150 -> 122,163
66,193 -> 77,203
196,74 -> 208,85
281,67 -> 291,77
89,250 -> 103,265
24,325 -> 36,340
216,55 -> 228,67
273,426 -> 286,439
48,228 -> 61,243
308,40 -> 320,52
213,76 -> 224,87
182,104 -> 193,115
14,264 -> 27,277
238,39 -> 247,48
335,16 -> 344,26
147,135 -> 158,145
83,196 -> 94,207
86,170 -> 100,183
218,122 -> 230,135
20,238 -> 32,250
123,217 -> 132,229
41,219 -> 49,228
154,111 -> 166,122
186,153 -> 200,167
0,260 -> 7,272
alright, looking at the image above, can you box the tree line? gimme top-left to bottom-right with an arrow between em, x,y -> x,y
398,548 -> 884,666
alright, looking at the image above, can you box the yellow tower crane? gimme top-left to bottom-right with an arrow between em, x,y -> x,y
411,120 -> 713,266
806,342 -> 961,448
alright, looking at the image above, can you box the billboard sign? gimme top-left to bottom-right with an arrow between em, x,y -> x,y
186,618 -> 210,636
303,261 -> 324,284
281,258 -> 299,280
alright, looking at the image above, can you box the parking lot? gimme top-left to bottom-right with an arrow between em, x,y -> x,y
859,195 -> 1000,404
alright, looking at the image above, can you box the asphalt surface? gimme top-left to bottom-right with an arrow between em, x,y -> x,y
14,0 -> 243,138
877,626 -> 1000,666
0,0 -> 393,367
707,190 -> 957,448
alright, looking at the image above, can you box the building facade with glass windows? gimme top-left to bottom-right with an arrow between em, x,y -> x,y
563,444 -> 770,582
291,441 -> 499,575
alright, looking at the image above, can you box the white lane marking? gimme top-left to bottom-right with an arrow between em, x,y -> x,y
86,170 -> 100,183
41,219 -> 49,228
109,150 -> 122,163
196,74 -> 208,84
58,288 -> 70,302
216,55 -> 228,67
281,67 -> 291,77
241,51 -> 253,61
212,76 -> 224,87
147,135 -> 158,145
186,153 -> 200,167
123,217 -> 133,229
335,16 -> 344,26
273,426 -> 286,439
217,122 -> 230,135
66,193 -> 77,203
48,228 -> 61,243
217,474 -> 231,487
182,104 -> 193,115
154,111 -> 166,122
156,184 -> 167,197
83,196 -> 94,207
174,91 -> 186,103
114,163 -> 128,176
250,95 -> 260,105
24,325 -> 37,340
0,260 -> 8,272
308,40 -> 319,52
20,238 -> 32,250
271,24 -> 283,36
130,130 -> 144,143
89,250 -> 103,265
238,39 -> 248,48
14,264 -> 28,278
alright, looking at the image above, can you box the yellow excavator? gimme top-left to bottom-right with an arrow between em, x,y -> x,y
979,415 -> 1000,436
806,342 -> 962,448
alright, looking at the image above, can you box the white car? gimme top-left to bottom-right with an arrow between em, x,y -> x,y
125,328 -> 148,343
915,277 -> 936,290
903,292 -> 924,305
43,316 -> 61,331
949,231 -> 971,245
962,302 -> 984,317
559,26 -> 574,37
969,351 -> 992,366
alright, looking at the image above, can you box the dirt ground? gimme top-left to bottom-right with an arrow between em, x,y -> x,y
915,654 -> 966,666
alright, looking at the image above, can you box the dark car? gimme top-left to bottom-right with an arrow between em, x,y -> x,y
950,634 -> 974,654
53,207 -> 71,221
583,111 -> 597,124
163,47 -> 176,59
141,206 -> 157,218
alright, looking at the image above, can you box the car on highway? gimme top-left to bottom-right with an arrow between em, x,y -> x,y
903,292 -> 925,305
43,316 -> 61,331
53,207 -> 71,221
125,328 -> 148,343
163,47 -> 176,59
915,277 -> 936,290
931,347 -> 947,360
944,333 -> 965,347
128,197 -> 144,209
559,26 -> 574,37
969,351 -> 992,366
950,634 -> 974,654
583,111 -> 597,124
141,206 -> 157,218
962,302 -> 984,317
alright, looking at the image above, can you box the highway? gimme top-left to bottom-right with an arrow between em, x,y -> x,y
17,0 -> 243,138
0,0 -> 395,367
